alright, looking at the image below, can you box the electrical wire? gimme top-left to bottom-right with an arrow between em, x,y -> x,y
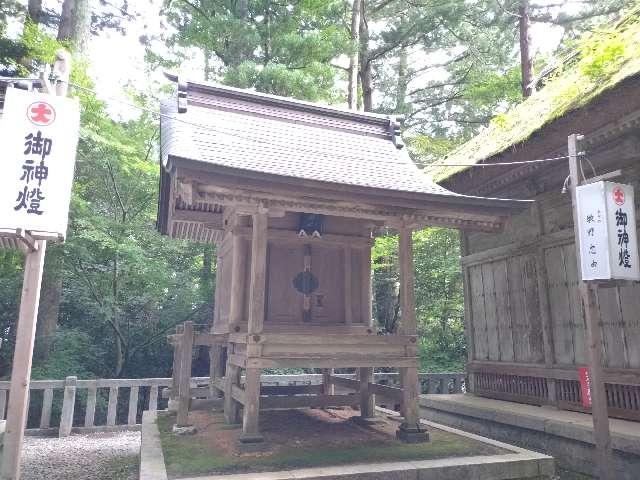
2,77 -> 580,169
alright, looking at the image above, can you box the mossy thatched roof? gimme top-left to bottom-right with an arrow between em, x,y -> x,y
428,12 -> 640,183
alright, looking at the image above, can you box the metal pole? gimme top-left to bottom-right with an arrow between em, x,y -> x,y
567,133 -> 613,480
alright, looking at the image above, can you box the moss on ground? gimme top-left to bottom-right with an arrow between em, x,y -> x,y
157,412 -> 506,478
102,454 -> 139,480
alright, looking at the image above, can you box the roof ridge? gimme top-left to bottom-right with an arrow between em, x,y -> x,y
164,73 -> 395,126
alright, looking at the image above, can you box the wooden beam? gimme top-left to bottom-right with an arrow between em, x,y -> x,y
231,384 -> 246,405
327,375 -> 360,390
193,333 -> 229,346
249,333 -> 414,346
260,384 -> 324,396
233,227 -> 372,248
368,382 -> 403,402
259,394 -> 358,410
173,209 -> 223,227
245,356 -> 419,369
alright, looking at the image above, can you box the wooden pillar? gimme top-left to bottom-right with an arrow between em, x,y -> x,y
247,211 -> 267,335
240,210 -> 267,443
358,367 -> 375,419
568,134 -> 612,480
397,225 -> 428,442
361,244 -> 373,326
344,246 -> 353,326
2,240 -> 46,480
532,202 -> 557,405
322,369 -> 334,395
209,345 -> 225,399
176,321 -> 194,427
228,226 -> 248,333
460,231 -> 476,394
169,326 -> 183,411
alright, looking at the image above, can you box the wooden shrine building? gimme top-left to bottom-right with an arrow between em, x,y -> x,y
428,20 -> 640,423
157,78 -> 527,446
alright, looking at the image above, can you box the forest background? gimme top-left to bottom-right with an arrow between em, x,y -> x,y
0,0 -> 636,381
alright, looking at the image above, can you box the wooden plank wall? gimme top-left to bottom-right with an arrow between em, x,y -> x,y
468,254 -> 544,364
466,230 -> 640,370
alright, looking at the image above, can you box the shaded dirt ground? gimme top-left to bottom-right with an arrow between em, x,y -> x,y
158,408 -> 507,478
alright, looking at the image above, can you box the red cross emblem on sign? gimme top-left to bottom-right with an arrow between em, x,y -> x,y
27,101 -> 56,126
613,186 -> 625,206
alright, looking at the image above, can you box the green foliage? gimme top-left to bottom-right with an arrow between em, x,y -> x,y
31,328 -> 99,380
430,8 -> 640,181
0,20 -> 214,380
372,229 -> 465,372
159,0 -> 350,101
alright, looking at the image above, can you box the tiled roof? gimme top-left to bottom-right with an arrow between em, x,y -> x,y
160,82 -> 457,197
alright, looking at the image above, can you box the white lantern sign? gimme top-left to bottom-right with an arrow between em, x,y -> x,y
0,87 -> 80,239
576,181 -> 640,281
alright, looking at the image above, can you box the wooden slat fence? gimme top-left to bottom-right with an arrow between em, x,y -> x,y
0,372 -> 464,436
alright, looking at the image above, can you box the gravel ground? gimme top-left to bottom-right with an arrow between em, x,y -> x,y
20,431 -> 140,480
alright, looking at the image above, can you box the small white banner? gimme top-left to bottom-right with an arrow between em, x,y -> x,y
0,87 -> 80,239
576,181 -> 640,281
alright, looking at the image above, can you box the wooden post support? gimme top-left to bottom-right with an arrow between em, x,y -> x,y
322,369 -> 334,395
224,361 -> 241,425
209,345 -> 225,399
240,210 -> 267,444
358,367 -> 375,419
1,239 -> 46,479
240,367 -> 263,443
176,321 -> 194,427
568,133 -> 613,480
59,375 -> 77,437
396,225 -> 428,443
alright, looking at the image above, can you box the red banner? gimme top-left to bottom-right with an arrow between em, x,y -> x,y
579,367 -> 592,408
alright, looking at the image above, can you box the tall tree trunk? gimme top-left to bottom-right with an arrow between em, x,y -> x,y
358,0 -> 373,112
519,0 -> 534,97
57,0 -> 91,54
34,251 -> 63,362
347,0 -> 361,109
204,47 -> 211,81
27,0 -> 43,23
395,48 -> 408,114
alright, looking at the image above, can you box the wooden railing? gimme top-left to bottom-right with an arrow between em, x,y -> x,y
0,377 -> 173,436
0,372 -> 465,436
